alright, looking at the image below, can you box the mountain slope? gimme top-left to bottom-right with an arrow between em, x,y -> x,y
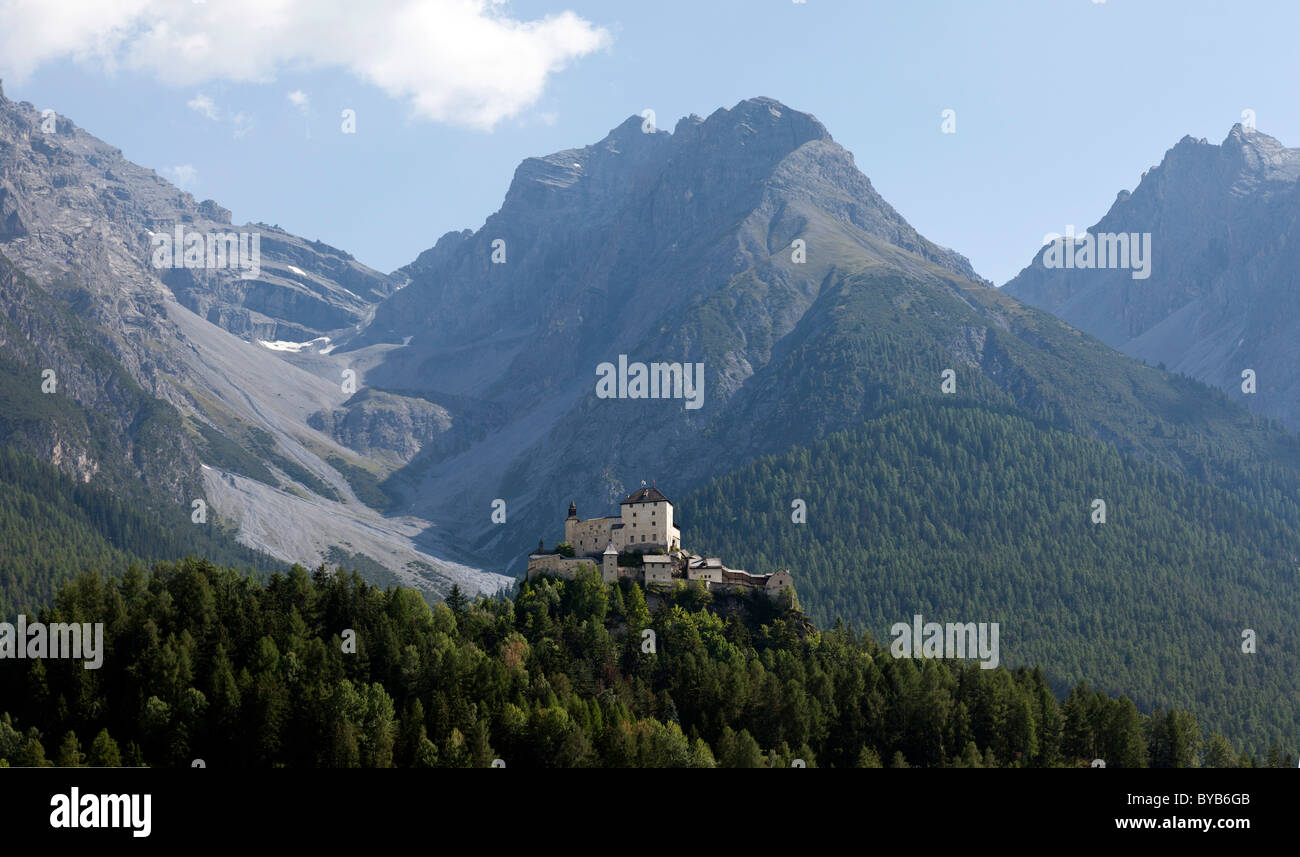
346,100 -> 1300,579
679,401 -> 1300,753
1003,124 -> 1300,429
0,83 -> 506,597
336,99 -> 996,563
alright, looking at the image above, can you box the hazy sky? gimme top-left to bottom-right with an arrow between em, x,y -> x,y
3,0 -> 1295,284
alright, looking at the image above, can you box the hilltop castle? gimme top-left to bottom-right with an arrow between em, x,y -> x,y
526,485 -> 794,597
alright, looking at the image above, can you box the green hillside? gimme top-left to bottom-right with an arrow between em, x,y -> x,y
0,444 -> 273,616
680,400 -> 1300,755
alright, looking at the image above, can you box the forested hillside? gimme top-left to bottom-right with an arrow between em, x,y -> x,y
0,446 -> 272,616
680,400 -> 1300,755
0,557 -> 1282,768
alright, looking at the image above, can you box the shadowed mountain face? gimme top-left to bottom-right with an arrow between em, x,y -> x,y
1003,124 -> 1300,429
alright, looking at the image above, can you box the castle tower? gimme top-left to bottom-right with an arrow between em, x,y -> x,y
619,485 -> 678,552
602,543 -> 619,583
564,500 -> 578,545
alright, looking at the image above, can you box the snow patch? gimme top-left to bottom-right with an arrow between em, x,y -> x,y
257,336 -> 332,353
287,265 -> 308,277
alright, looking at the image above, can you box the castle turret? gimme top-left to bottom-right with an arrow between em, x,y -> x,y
602,543 -> 619,583
564,501 -> 579,545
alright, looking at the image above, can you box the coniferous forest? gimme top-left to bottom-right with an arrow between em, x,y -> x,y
0,557 -> 1285,768
681,401 -> 1300,756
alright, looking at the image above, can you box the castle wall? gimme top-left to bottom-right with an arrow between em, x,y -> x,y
687,567 -> 722,584
767,569 -> 794,594
566,517 -> 618,556
526,555 -> 599,581
644,562 -> 675,585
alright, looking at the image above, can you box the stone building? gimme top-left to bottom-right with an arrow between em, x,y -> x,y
526,485 -> 793,598
563,484 -> 681,556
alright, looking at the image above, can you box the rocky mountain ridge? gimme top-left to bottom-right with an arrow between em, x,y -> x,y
0,80 -> 507,597
1003,124 -> 1300,429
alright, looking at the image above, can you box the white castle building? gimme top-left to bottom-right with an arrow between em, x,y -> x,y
526,485 -> 794,597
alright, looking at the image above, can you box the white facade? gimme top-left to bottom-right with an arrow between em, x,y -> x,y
564,487 -> 680,556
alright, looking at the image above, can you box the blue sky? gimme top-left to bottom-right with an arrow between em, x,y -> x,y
3,0 -> 1296,285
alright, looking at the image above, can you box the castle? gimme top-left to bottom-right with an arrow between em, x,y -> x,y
526,484 -> 794,597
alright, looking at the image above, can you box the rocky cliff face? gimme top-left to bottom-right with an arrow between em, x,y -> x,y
0,81 -> 508,597
0,253 -> 201,501
1003,124 -> 1300,428
343,98 -> 991,566
0,82 -> 396,346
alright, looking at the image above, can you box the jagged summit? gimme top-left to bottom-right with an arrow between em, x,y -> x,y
685,96 -> 831,145
1159,124 -> 1300,188
1005,123 -> 1300,429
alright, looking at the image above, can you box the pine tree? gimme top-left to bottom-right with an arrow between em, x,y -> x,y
1203,734 -> 1235,768
15,735 -> 51,767
855,746 -> 883,768
445,585 -> 467,617
55,731 -> 85,767
88,729 -> 122,767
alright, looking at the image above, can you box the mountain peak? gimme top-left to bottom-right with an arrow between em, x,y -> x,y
691,96 -> 831,147
1220,122 -> 1296,169
1004,122 -> 1300,428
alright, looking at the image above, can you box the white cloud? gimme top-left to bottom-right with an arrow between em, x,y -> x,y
161,164 -> 197,189
187,92 -> 253,137
231,111 -> 253,138
187,93 -> 219,120
0,0 -> 611,130
287,89 -> 310,113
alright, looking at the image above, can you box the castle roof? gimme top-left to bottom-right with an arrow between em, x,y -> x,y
603,543 -> 618,555
621,485 -> 671,505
